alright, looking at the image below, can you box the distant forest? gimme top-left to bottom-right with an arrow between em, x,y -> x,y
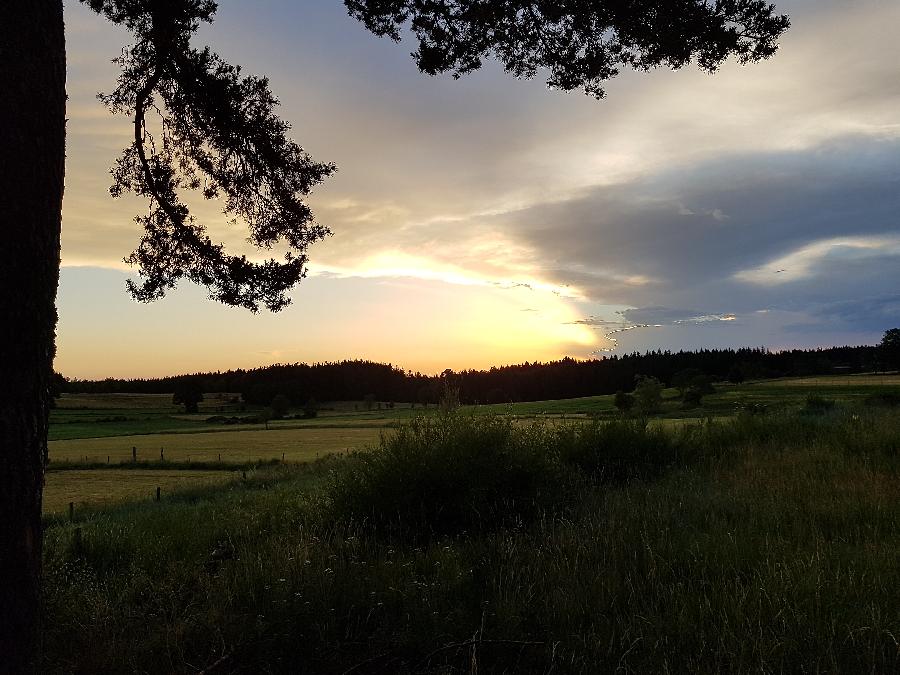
60,344 -> 892,406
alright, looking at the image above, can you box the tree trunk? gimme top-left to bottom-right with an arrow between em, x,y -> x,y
0,1 -> 65,669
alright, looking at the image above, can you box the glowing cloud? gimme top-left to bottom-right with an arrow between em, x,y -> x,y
734,236 -> 900,285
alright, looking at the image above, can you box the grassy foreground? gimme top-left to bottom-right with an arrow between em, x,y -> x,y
41,410 -> 900,673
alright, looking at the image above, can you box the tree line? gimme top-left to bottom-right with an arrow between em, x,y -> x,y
60,343 -> 888,407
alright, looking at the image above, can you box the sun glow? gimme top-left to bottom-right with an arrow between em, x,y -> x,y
309,250 -> 581,299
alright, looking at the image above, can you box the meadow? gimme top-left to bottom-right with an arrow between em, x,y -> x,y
38,375 -> 900,672
43,469 -> 235,514
45,374 -> 900,513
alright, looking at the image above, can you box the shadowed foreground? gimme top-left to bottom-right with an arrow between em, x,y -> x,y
42,411 -> 900,673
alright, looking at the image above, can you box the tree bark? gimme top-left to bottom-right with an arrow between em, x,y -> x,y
0,1 -> 65,669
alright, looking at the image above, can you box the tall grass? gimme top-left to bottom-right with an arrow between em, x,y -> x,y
328,415 -> 569,538
39,410 -> 900,673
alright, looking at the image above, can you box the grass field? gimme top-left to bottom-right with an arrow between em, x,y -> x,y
43,469 -> 236,514
49,427 -> 386,465
43,373 -> 900,523
55,392 -> 243,410
40,408 -> 900,673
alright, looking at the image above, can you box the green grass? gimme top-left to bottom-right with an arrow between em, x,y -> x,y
55,392 -> 243,410
49,427 -> 387,465
39,409 -> 900,673
461,394 -> 617,416
51,373 -> 900,441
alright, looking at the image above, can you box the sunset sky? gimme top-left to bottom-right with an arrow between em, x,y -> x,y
59,0 -> 900,379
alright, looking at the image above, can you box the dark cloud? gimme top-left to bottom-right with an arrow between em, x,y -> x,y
788,295 -> 900,334
486,136 -> 900,327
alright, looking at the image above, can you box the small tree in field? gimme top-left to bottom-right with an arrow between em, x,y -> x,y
303,397 -> 319,419
439,383 -> 461,413
613,390 -> 635,414
172,379 -> 204,414
270,394 -> 291,420
880,328 -> 900,371
634,376 -> 663,415
672,368 -> 704,397
682,386 -> 706,409
728,364 -> 746,384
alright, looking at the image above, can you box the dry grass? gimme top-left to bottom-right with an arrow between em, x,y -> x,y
752,373 -> 900,387
43,470 -> 234,513
49,427 -> 386,465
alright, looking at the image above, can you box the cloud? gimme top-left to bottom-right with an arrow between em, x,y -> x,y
734,236 -> 900,285
58,0 -> 900,367
787,296 -> 900,335
573,308 -> 738,353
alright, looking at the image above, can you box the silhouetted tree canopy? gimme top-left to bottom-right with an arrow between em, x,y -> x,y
172,378 -> 204,413
64,344 -> 884,407
345,0 -> 790,98
270,393 -> 291,419
879,328 -> 900,370
76,0 -> 791,313
633,374 -> 663,413
613,389 -> 634,412
83,0 -> 336,311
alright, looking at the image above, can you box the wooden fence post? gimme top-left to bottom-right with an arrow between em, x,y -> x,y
156,486 -> 161,502
132,446 -> 137,462
68,501 -> 74,522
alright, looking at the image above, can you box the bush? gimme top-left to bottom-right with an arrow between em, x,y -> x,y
303,397 -> 319,419
634,375 -> 663,414
803,394 -> 836,415
557,419 -> 678,483
863,391 -> 900,408
613,390 -> 634,413
270,394 -> 291,419
738,401 -> 768,416
682,386 -> 705,409
172,379 -> 204,413
327,415 -> 566,539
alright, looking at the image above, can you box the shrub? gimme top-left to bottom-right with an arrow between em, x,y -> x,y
633,375 -> 664,414
557,419 -> 678,483
672,368 -> 699,395
172,379 -> 204,413
803,394 -> 836,415
270,394 -> 291,419
613,390 -> 634,413
327,415 -> 566,539
303,397 -> 318,419
863,391 -> 900,408
739,401 -> 768,416
682,386 -> 705,409
727,364 -> 746,384
438,382 -> 460,413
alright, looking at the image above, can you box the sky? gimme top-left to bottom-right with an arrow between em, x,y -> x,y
59,0 -> 900,379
